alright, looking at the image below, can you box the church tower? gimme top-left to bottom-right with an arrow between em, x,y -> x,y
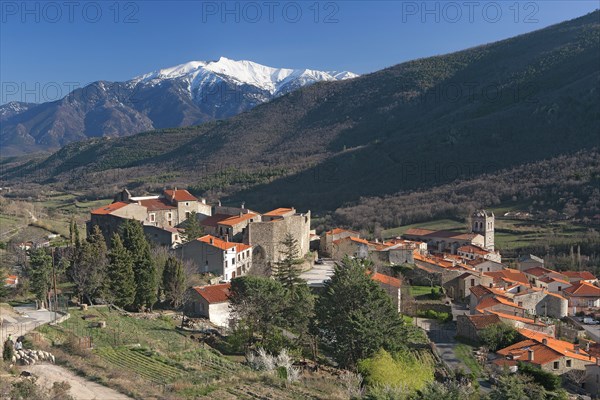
472,210 -> 495,251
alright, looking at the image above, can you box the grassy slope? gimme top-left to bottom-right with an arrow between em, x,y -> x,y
36,307 -> 350,400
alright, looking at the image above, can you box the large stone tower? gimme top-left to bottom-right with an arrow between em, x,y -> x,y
472,210 -> 495,251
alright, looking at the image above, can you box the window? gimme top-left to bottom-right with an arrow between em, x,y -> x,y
566,360 -> 572,367
553,361 -> 559,370
558,286 -> 562,291
167,212 -> 172,220
470,279 -> 475,287
185,212 -> 190,219
149,213 -> 156,222
185,202 -> 189,206
518,302 -> 523,307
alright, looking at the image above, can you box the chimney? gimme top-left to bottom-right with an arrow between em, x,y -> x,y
241,202 -> 245,209
218,200 -> 222,207
239,212 -> 243,217
209,238 -> 214,245
224,234 -> 229,242
586,342 -> 591,352
528,349 -> 534,361
542,338 -> 548,345
201,198 -> 206,204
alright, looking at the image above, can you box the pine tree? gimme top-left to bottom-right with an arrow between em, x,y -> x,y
181,211 -> 204,242
273,233 -> 304,288
162,256 -> 186,308
314,257 -> 406,368
121,219 -> 157,310
106,233 -> 136,308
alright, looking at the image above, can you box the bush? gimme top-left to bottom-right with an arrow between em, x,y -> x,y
518,362 -> 562,391
417,309 -> 452,322
358,349 -> 435,393
3,340 -> 14,361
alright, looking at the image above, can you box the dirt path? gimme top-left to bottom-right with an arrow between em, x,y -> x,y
27,364 -> 132,400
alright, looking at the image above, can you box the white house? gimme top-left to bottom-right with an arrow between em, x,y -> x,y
179,235 -> 252,281
186,284 -> 231,328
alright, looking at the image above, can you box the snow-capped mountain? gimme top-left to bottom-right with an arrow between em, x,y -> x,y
0,57 -> 357,155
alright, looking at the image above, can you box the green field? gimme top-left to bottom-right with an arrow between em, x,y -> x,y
381,202 -> 592,253
409,285 -> 441,297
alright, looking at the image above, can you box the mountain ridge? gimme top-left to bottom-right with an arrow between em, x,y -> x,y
0,57 -> 357,155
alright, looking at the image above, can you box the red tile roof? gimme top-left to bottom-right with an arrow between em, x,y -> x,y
562,271 -> 597,281
218,213 -> 257,226
518,329 -> 596,363
484,269 -> 529,285
163,189 -> 198,202
470,284 -> 493,299
192,283 -> 230,304
325,228 -> 359,236
563,281 -> 600,297
4,275 -> 18,285
197,235 -> 250,253
263,208 -> 294,217
91,202 -> 129,215
139,198 -> 177,211
497,339 -> 563,366
466,314 -> 502,330
371,272 -> 402,288
200,213 -> 233,228
476,296 -> 523,313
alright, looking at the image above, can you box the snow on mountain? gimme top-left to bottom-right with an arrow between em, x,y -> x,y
132,56 -> 358,95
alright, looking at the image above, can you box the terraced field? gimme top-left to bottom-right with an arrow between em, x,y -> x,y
95,347 -> 184,384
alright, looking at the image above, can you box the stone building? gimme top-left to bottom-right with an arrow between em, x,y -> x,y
185,284 -> 231,328
371,272 -> 402,312
495,329 -> 596,375
517,254 -> 545,271
403,228 -> 484,254
472,210 -> 495,251
179,235 -> 252,281
320,228 -> 360,257
89,188 -> 211,243
143,225 -> 182,248
244,208 -> 311,273
585,360 -> 600,397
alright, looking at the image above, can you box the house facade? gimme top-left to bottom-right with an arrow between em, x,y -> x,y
179,235 -> 252,281
185,284 -> 231,328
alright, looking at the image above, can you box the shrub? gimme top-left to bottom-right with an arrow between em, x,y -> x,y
3,340 -> 14,361
518,362 -> 562,391
358,349 -> 435,393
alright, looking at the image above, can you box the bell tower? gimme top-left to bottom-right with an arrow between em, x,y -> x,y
472,210 -> 494,251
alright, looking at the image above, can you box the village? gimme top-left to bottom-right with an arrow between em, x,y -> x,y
2,187 -> 600,399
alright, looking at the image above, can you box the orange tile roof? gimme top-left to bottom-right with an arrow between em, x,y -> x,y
497,339 -> 563,366
476,296 -> 523,313
484,269 -> 529,285
197,235 -> 250,253
235,243 -> 252,252
163,189 -> 198,202
562,271 -> 597,281
518,329 -> 596,363
263,207 -> 294,217
218,213 -> 257,226
371,272 -> 402,288
4,275 -> 18,285
91,202 -> 129,215
139,198 -> 177,211
192,283 -> 230,304
200,213 -> 233,228
563,281 -> 600,297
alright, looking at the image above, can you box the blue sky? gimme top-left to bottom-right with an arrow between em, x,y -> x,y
1,1 -> 598,104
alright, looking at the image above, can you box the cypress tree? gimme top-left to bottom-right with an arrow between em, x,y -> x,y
162,256 -> 186,308
29,248 -> 53,308
121,219 -> 157,310
106,233 -> 136,308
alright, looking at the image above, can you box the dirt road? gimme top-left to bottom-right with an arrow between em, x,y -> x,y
27,364 -> 132,400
